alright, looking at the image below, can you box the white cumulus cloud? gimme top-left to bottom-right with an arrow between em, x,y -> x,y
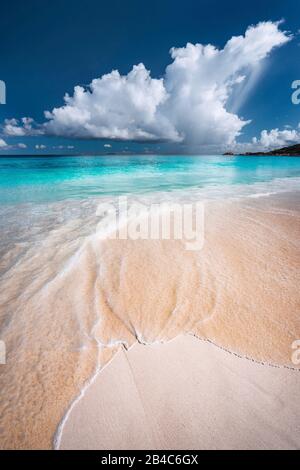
252,126 -> 300,149
45,64 -> 179,142
43,21 -> 290,147
0,139 -> 27,150
3,117 -> 42,137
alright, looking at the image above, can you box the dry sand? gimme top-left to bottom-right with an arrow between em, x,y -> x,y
59,335 -> 300,450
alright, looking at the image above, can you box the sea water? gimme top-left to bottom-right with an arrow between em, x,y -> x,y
1,154 -> 300,204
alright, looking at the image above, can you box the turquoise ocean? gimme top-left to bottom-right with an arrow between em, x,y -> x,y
1,155 -> 300,204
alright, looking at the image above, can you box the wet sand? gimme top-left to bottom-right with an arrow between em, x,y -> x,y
0,193 -> 299,449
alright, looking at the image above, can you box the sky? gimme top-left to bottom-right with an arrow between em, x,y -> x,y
0,0 -> 300,155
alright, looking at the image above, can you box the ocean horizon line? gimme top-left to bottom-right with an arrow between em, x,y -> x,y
1,152 -> 300,158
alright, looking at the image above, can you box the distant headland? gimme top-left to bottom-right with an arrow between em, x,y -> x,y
224,143 -> 300,157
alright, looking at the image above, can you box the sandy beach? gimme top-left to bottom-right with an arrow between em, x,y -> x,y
59,335 -> 300,450
0,191 -> 299,449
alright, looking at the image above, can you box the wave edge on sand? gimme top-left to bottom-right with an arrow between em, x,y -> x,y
0,192 -> 300,449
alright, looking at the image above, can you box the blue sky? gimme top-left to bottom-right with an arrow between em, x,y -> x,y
0,0 -> 300,154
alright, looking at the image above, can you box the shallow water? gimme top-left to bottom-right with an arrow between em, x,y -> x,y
1,155 -> 300,204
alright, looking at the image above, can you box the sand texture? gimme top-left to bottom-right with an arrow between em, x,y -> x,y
59,336 -> 300,450
0,193 -> 299,449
